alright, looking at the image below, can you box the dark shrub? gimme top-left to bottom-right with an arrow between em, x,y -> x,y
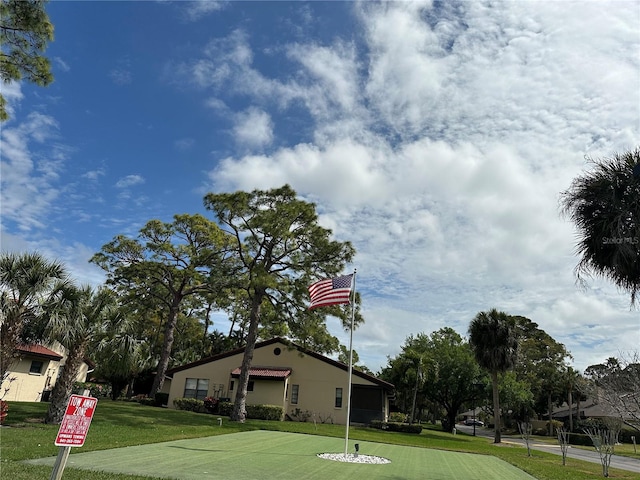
369,420 -> 422,434
155,393 -> 169,407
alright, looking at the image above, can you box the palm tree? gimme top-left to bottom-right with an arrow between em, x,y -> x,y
562,367 -> 582,432
560,148 -> 640,305
0,252 -> 68,382
92,308 -> 150,400
468,309 -> 518,443
44,285 -> 115,424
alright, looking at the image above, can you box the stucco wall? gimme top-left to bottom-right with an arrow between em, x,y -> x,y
167,341 -> 385,425
1,357 -> 57,402
1,342 -> 92,402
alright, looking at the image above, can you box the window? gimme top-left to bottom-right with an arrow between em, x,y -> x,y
335,387 -> 343,408
229,380 -> 234,391
291,384 -> 299,404
184,378 -> 209,400
29,360 -> 43,374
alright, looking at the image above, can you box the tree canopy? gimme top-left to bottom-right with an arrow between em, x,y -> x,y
203,184 -> 355,422
91,213 -> 236,396
0,251 -> 67,382
0,0 -> 54,121
560,148 -> 640,305
382,328 -> 482,432
468,308 -> 518,443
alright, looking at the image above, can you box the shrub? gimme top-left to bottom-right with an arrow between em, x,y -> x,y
203,396 -> 219,413
388,412 -> 407,423
289,408 -> 312,422
155,393 -> 169,407
173,397 -> 207,413
246,404 -> 283,421
138,397 -> 157,407
619,428 -> 638,443
369,420 -> 422,434
568,433 -> 596,446
218,402 -> 233,417
73,382 -> 111,398
0,400 -> 8,424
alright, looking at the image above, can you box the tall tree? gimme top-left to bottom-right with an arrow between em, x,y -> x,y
91,214 -> 236,397
0,251 -> 67,382
468,308 -> 518,443
511,316 -> 571,430
561,366 -> 582,433
0,0 -> 54,121
44,285 -> 115,424
203,185 -> 355,422
420,328 -> 482,432
91,307 -> 150,400
381,329 -> 482,431
560,148 -> 640,305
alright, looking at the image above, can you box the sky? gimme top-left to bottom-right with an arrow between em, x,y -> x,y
1,0 -> 639,376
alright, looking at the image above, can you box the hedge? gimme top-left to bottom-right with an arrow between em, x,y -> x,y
174,399 -> 283,421
369,420 -> 423,434
173,398 -> 208,413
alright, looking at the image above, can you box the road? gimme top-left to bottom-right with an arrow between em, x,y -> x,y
456,424 -> 640,475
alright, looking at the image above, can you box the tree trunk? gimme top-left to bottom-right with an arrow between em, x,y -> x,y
547,392 -> 553,436
150,300 -> 181,397
410,363 -> 420,424
576,396 -> 582,429
231,292 -> 262,422
45,341 -> 88,424
568,389 -> 574,433
491,371 -> 501,443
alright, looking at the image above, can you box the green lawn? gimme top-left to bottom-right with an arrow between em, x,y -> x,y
1,400 -> 639,480
25,430 -> 535,480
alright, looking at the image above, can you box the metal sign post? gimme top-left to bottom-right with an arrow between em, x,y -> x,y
50,394 -> 98,480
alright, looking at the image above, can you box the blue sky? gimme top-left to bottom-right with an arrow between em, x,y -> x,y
1,0 -> 639,374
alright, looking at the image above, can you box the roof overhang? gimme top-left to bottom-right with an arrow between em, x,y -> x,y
17,345 -> 63,361
231,366 -> 292,380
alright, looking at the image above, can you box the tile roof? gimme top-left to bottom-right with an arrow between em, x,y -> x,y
17,344 -> 63,361
231,366 -> 292,379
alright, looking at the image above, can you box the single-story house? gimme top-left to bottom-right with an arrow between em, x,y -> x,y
1,342 -> 93,402
166,337 -> 394,425
552,397 -> 639,424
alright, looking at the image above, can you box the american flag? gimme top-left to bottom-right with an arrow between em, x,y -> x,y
308,274 -> 353,309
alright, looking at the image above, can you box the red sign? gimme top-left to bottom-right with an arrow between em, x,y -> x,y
54,395 -> 98,447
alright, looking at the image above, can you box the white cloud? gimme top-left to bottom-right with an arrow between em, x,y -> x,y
183,0 -> 225,22
54,57 -> 71,72
115,175 -> 145,188
199,1 -> 640,372
1,82 -> 23,119
233,108 -> 273,149
4,1 -> 638,376
0,112 -> 64,231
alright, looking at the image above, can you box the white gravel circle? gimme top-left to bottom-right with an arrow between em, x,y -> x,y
317,453 -> 391,464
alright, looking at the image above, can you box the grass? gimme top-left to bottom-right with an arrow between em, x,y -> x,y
0,400 -> 639,480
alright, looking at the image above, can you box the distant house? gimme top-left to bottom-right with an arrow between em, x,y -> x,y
1,342 -> 93,402
166,337 -> 394,425
552,397 -> 639,425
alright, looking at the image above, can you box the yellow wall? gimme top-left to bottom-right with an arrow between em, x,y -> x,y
1,342 -> 92,402
167,341 -> 388,425
1,357 -> 57,402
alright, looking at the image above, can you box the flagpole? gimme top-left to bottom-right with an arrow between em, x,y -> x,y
344,269 -> 356,457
